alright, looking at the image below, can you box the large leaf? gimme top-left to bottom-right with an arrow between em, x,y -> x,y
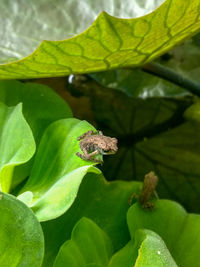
0,80 -> 72,190
54,217 -> 113,267
1,0 -> 200,79
41,173 -> 142,266
127,200 -> 200,267
109,229 -> 177,267
19,118 -> 101,221
66,77 -> 200,212
0,0 -> 164,64
90,33 -> 200,98
0,102 -> 35,193
0,192 -> 44,266
90,67 -> 188,98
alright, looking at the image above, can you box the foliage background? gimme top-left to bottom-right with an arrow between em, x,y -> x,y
0,0 -> 200,266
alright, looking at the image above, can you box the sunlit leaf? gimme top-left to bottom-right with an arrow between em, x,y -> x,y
109,229 -> 177,267
54,217 -> 113,267
0,80 -> 72,143
42,173 -> 142,266
19,118 -> 101,221
0,0 -> 200,79
0,0 -> 164,64
127,200 -> 200,267
0,102 -> 35,193
0,80 -> 72,190
0,192 -> 44,267
90,33 -> 200,98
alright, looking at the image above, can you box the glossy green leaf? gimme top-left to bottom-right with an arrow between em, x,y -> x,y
19,118 -> 101,221
42,173 -> 142,266
0,80 -> 72,143
1,0 -> 200,79
0,192 -> 44,266
54,217 -> 113,267
0,80 -> 72,190
0,102 -> 35,193
127,200 -> 200,267
0,0 -> 164,64
109,229 -> 177,267
90,68 -> 188,98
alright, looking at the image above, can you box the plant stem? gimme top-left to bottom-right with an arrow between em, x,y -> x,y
142,62 -> 200,97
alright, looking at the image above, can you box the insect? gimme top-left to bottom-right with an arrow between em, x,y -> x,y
76,130 -> 118,163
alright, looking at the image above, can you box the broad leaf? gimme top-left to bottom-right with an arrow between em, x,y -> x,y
90,68 -> 188,98
66,78 -> 200,212
0,80 -> 72,190
1,0 -> 200,79
42,173 -> 142,266
19,118 -> 101,221
0,192 -> 44,267
54,217 -> 113,267
90,33 -> 200,98
0,102 -> 35,193
0,0 -> 164,64
127,200 -> 200,267
109,229 -> 177,267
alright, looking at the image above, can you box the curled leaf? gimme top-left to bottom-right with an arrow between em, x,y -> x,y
0,102 -> 35,193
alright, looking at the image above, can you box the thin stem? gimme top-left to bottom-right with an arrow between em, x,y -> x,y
142,62 -> 200,97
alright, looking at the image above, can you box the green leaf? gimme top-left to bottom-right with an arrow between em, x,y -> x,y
0,80 -> 72,190
1,0 -> 200,79
0,0 -> 164,64
109,229 -> 177,267
127,200 -> 200,267
0,80 -> 72,143
42,173 -> 142,266
90,33 -> 200,98
90,68 -> 188,98
158,34 -> 200,85
0,102 -> 35,193
54,217 -> 113,267
19,118 -> 101,222
0,192 -> 44,267
67,78 -> 200,212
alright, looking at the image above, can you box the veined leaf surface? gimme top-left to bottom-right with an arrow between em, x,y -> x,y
0,0 -> 200,79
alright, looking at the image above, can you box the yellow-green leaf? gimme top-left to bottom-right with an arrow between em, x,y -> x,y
0,0 -> 200,79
